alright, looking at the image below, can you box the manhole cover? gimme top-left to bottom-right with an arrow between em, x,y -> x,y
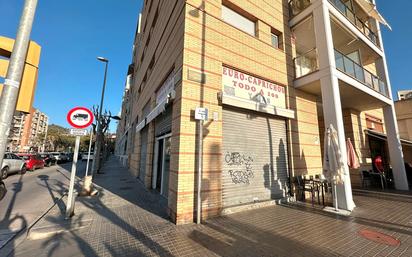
358,229 -> 400,246
119,186 -> 133,191
120,178 -> 128,181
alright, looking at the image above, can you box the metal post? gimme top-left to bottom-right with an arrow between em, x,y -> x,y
0,0 -> 38,171
92,60 -> 108,174
66,135 -> 80,218
85,128 -> 93,177
333,178 -> 338,211
196,120 -> 203,224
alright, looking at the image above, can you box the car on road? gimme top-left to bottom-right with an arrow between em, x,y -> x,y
81,152 -> 94,161
65,152 -> 74,162
1,153 -> 27,179
39,153 -> 57,167
17,154 -> 45,171
51,152 -> 69,163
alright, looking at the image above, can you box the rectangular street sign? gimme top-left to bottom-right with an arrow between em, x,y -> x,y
195,107 -> 208,121
70,128 -> 88,136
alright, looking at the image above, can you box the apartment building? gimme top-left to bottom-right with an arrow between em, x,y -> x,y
398,89 -> 412,101
8,108 -> 49,152
121,0 -> 408,224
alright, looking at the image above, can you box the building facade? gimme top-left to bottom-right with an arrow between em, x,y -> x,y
8,108 -> 48,152
0,36 -> 41,114
119,0 -> 409,224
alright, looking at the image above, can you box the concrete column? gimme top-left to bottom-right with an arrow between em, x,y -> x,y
383,105 -> 409,190
314,0 -> 354,210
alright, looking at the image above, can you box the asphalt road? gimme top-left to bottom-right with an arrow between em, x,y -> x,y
0,160 -> 88,250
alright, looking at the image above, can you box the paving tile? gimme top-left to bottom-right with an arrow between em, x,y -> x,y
12,157 -> 412,257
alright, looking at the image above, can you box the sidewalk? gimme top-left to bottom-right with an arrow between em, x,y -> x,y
9,157 -> 412,257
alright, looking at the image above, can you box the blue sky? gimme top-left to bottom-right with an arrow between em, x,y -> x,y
0,0 -> 410,131
0,0 -> 142,131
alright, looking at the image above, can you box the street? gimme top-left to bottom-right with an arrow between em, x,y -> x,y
0,160 -> 88,250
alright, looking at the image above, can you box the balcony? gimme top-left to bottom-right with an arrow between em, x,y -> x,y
328,0 -> 378,47
334,49 -> 388,97
289,0 -> 312,18
294,48 -> 319,78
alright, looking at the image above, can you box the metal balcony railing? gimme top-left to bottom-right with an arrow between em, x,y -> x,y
334,49 -> 388,97
289,0 -> 312,18
328,0 -> 379,47
294,48 -> 319,78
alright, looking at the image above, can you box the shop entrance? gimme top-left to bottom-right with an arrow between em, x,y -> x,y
222,107 -> 289,208
152,134 -> 171,198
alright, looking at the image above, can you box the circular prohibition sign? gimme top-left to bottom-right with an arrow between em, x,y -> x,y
67,107 -> 94,129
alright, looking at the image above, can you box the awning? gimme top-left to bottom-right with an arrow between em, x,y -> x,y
135,89 -> 176,133
135,119 -> 146,133
146,99 -> 167,125
365,129 -> 412,147
354,0 -> 392,30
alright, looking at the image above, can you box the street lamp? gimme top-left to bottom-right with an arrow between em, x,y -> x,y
91,56 -> 109,175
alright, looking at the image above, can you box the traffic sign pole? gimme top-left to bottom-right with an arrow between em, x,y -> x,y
65,106 -> 94,218
66,135 -> 80,218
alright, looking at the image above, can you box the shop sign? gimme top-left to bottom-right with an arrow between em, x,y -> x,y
222,67 -> 286,108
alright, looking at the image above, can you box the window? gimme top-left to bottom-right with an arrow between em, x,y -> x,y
271,33 -> 279,48
222,5 -> 256,36
271,28 -> 283,50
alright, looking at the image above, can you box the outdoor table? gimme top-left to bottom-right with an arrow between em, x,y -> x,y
304,176 -> 328,206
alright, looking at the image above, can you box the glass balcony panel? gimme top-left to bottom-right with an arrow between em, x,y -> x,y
294,48 -> 318,78
343,56 -> 355,76
354,64 -> 365,82
328,0 -> 379,47
364,71 -> 373,88
379,81 -> 387,96
334,49 -> 388,98
335,51 -> 344,71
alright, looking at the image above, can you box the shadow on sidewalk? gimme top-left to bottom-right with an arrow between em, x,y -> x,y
0,175 -> 27,257
280,202 -> 412,237
187,214 -> 342,257
31,156 -> 173,257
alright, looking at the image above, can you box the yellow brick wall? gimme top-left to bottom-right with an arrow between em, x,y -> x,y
343,108 -> 385,187
172,0 -> 322,224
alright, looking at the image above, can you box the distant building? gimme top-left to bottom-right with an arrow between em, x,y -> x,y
8,108 -> 48,152
398,90 -> 412,100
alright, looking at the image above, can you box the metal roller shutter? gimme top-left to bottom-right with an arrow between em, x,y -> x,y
222,107 -> 289,208
139,127 -> 149,181
155,105 -> 172,136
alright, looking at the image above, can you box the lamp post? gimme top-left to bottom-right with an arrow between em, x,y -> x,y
91,57 -> 109,175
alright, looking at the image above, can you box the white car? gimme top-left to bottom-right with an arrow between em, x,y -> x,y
51,152 -> 69,163
1,153 -> 27,179
81,153 -> 94,161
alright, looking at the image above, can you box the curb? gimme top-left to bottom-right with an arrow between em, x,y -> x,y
27,218 -> 93,241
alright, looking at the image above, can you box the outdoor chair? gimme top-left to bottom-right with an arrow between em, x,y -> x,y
295,175 -> 317,206
361,170 -> 372,188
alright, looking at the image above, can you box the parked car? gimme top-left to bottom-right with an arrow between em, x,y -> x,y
17,154 -> 45,171
39,153 -> 57,167
1,153 -> 27,179
81,152 -> 94,161
65,153 -> 74,162
51,152 -> 69,163
0,179 -> 6,201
